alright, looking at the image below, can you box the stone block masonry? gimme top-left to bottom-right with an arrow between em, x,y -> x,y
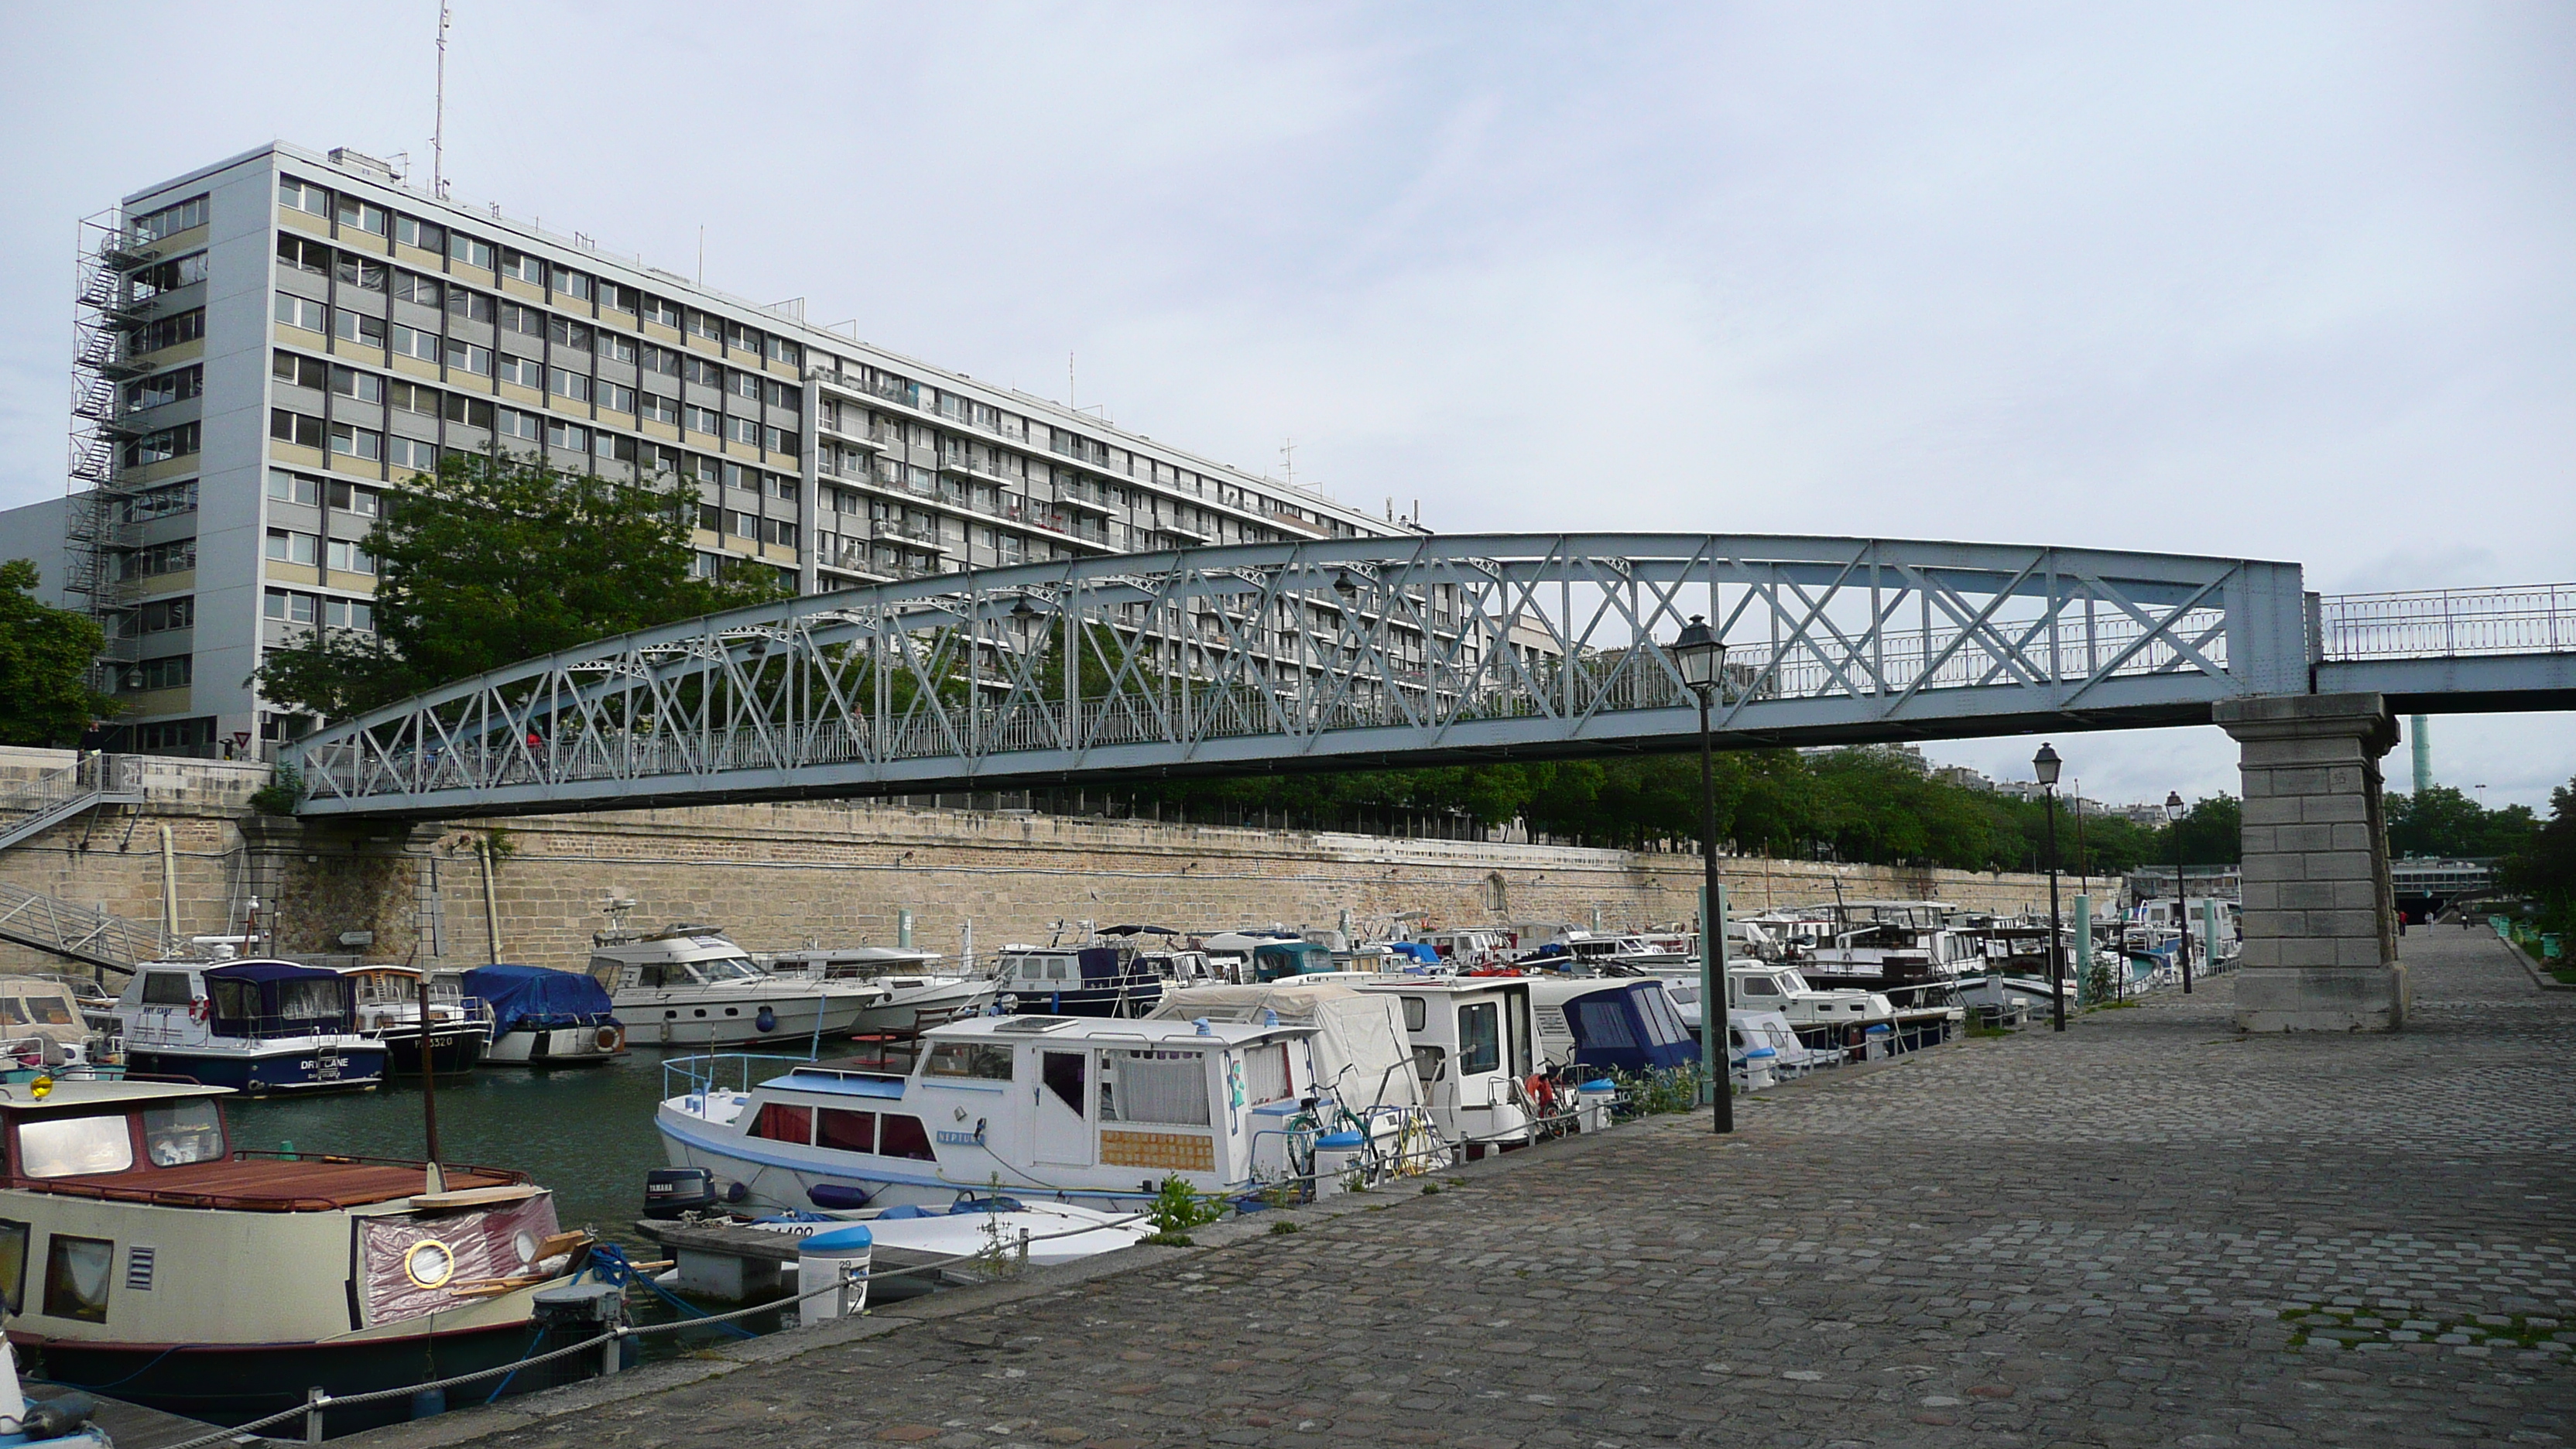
0,745 -> 2094,973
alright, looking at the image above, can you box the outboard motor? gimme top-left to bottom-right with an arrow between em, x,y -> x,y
644,1166 -> 718,1219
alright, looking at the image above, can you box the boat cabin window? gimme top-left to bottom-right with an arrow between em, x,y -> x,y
817,1108 -> 875,1153
1100,1049 -> 1209,1125
19,1112 -> 135,1178
1571,996 -> 1639,1050
749,1102 -> 811,1144
142,1099 -> 225,1166
1399,996 -> 1427,1032
0,1219 -> 26,1312
688,957 -> 763,984
1639,989 -> 1691,1046
1779,970 -> 1816,993
43,1234 -> 113,1324
1412,1045 -> 1446,1083
1041,1051 -> 1086,1113
0,995 -> 75,1026
141,971 -> 194,1005
1457,1002 -> 1501,1074
1738,975 -> 1780,997
1242,1043 -> 1292,1104
876,1113 -> 936,1160
923,1043 -> 1014,1081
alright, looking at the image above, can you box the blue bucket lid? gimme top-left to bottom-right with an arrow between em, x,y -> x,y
1579,1079 -> 1616,1092
1863,1023 -> 1892,1035
1314,1129 -> 1365,1149
799,1225 -> 875,1252
1745,1046 -> 1777,1058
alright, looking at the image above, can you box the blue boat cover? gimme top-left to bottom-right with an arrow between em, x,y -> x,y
463,964 -> 620,1030
1386,942 -> 1439,964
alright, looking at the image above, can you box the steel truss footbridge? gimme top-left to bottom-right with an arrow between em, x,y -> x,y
286,534 -> 2576,820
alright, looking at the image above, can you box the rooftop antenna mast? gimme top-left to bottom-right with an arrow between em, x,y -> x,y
1280,437 -> 1296,488
431,3 -> 451,199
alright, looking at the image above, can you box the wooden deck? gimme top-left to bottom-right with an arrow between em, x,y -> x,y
30,1156 -> 522,1211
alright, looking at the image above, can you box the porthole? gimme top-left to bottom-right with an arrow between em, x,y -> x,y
402,1238 -> 454,1290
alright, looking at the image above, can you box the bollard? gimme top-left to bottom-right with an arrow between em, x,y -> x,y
1862,1023 -> 1893,1061
1576,1078 -> 1617,1132
1312,1130 -> 1365,1197
796,1225 -> 875,1327
533,1281 -> 629,1382
1742,1046 -> 1777,1092
305,1386 -> 327,1444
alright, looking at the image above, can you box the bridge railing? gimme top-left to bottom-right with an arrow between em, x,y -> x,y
2317,584 -> 2575,660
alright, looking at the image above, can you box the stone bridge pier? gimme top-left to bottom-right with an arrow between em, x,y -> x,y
2215,691 -> 2408,1032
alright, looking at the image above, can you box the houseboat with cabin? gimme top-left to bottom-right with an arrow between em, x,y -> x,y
111,959 -> 386,1094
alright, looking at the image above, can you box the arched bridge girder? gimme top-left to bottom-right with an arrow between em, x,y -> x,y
287,533 -> 2317,819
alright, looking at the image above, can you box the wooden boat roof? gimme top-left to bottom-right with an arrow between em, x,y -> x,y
23,1156 -> 525,1212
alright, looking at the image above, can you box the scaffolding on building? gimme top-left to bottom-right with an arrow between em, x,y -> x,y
66,207 -> 158,675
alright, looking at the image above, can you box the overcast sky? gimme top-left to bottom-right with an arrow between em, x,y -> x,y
1,3 -> 2567,808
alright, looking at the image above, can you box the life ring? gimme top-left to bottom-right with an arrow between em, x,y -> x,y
594,1025 -> 624,1053
187,998 -> 211,1024
1523,1074 -> 1557,1115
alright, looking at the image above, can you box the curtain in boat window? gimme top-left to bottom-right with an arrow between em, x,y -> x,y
1103,1050 -> 1208,1125
1571,998 -> 1639,1050
1242,1043 -> 1291,1105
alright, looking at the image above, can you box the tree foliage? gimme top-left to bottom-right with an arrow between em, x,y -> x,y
0,559 -> 117,748
2497,777 -> 2576,937
257,454 -> 785,721
2386,785 -> 2539,860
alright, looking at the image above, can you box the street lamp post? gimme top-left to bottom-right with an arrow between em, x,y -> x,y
2035,743 -> 2065,1033
1670,615 -> 1731,1136
2167,790 -> 2193,994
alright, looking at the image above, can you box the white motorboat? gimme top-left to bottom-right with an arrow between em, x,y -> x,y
656,1007 -> 1436,1213
331,964 -> 495,1077
462,964 -> 628,1066
757,947 -> 995,1033
738,1197 -> 1154,1278
589,926 -> 887,1047
111,957 -> 387,1093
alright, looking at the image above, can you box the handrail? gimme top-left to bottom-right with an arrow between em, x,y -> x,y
2317,582 -> 2574,660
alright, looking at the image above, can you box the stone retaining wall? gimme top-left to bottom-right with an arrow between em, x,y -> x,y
0,746 -> 2101,972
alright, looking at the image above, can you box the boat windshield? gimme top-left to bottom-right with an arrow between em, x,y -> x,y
687,957 -> 765,984
19,1112 -> 135,1178
143,1099 -> 225,1166
0,994 -> 77,1026
1776,970 -> 1815,994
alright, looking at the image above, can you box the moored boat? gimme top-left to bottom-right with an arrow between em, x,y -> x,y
589,925 -> 886,1047
331,964 -> 495,1077
755,947 -> 995,1032
111,958 -> 386,1094
0,1078 -> 589,1436
463,964 -> 627,1066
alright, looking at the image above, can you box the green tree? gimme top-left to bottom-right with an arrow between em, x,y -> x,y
0,559 -> 118,747
2497,778 -> 2576,937
257,454 -> 784,721
2157,794 -> 2242,866
2386,785 -> 2540,859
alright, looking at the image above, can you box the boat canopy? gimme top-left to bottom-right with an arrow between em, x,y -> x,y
464,964 -> 620,1030
202,960 -> 354,1030
1249,940 -> 1335,981
1147,983 -> 1423,1112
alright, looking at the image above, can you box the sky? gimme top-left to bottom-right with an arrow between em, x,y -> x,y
0,3 -> 2567,810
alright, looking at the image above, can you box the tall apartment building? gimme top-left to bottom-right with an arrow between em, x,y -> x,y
11,142 -> 1416,754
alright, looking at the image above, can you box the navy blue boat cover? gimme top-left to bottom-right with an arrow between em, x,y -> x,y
463,964 -> 621,1030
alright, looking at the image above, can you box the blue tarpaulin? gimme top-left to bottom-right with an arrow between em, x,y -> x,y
463,964 -> 620,1030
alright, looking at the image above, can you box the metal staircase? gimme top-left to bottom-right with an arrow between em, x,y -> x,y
0,755 -> 145,854
0,882 -> 172,975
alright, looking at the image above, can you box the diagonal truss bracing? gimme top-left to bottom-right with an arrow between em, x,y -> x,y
289,534 -> 2314,817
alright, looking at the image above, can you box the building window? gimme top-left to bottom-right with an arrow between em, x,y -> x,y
265,587 -> 317,624
496,354 -> 543,389
329,422 -> 382,461
120,656 -> 193,693
599,281 -> 635,314
272,351 -> 327,390
765,519 -> 797,548
548,266 -> 592,302
683,404 -> 722,436
442,394 -> 495,429
765,427 -> 799,456
495,409 -> 540,441
644,296 -> 681,328
335,254 -> 388,292
596,433 -> 638,463
279,176 -> 331,215
275,294 -> 327,334
324,597 -> 375,631
597,332 -> 638,365
447,231 -> 495,269
390,324 -> 440,361
499,303 -> 543,338
444,338 -> 493,375
498,250 -> 543,283
729,370 -> 762,401
138,309 -> 207,351
765,334 -> 800,367
547,317 -> 594,351
686,310 -> 721,341
598,382 -> 636,414
725,416 -> 761,447
332,310 -> 388,348
547,368 -> 591,403
269,409 -> 324,450
125,365 -> 202,410
325,539 -> 375,574
390,271 -> 443,307
392,214 -> 444,252
333,194 -> 391,236
640,344 -> 680,377
128,250 -> 212,298
639,392 -> 680,426
387,436 -> 437,472
124,481 -> 199,522
136,597 -> 194,633
444,288 -> 495,323
327,481 -> 382,516
265,529 -> 320,565
268,470 -> 321,505
730,511 -> 757,539
544,420 -> 590,453
122,540 -> 197,579
330,365 -> 382,403
122,422 -> 200,468
133,193 -> 211,239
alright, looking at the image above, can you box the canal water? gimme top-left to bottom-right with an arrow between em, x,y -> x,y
224,1051 -> 755,1251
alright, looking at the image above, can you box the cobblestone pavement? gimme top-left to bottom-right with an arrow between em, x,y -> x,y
418,930 -> 2576,1448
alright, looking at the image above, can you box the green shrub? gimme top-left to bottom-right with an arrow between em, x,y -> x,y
248,764 -> 303,816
